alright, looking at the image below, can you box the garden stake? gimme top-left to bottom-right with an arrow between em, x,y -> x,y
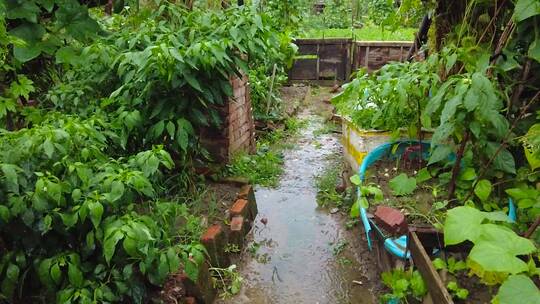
265,63 -> 277,116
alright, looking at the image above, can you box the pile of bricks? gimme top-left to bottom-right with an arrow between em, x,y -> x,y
199,74 -> 256,163
181,184 -> 258,304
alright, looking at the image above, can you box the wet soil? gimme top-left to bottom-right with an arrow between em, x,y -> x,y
195,182 -> 243,227
218,88 -> 379,304
365,159 -> 436,226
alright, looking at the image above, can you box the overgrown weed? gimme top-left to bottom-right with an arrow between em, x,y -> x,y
226,117 -> 306,187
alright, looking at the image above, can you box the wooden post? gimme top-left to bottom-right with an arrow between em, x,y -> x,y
316,43 -> 320,81
105,0 -> 113,15
265,64 -> 277,115
364,46 -> 370,71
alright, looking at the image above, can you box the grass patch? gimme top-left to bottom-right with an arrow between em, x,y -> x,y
315,153 -> 356,209
227,150 -> 284,187
315,160 -> 344,207
226,117 -> 306,187
313,120 -> 340,136
300,26 -> 416,41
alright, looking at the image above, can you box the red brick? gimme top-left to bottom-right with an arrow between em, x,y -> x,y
229,215 -> 248,248
200,225 -> 221,243
200,225 -> 230,268
230,199 -> 249,219
237,184 -> 258,220
184,297 -> 196,304
230,215 -> 244,232
374,206 -> 408,235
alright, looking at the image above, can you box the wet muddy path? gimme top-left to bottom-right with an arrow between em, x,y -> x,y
221,91 -> 378,304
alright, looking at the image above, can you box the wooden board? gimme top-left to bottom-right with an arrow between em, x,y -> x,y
408,231 -> 454,304
288,39 -> 413,85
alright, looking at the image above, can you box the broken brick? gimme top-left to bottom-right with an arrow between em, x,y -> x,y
230,198 -> 249,219
200,224 -> 230,268
229,215 -> 246,248
374,206 -> 408,235
236,185 -> 258,221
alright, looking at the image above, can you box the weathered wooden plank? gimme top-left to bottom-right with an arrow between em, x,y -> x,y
355,41 -> 414,47
288,40 -> 415,84
409,231 -> 454,304
294,38 -> 353,45
289,59 -> 318,80
365,46 -> 370,70
297,43 -> 318,55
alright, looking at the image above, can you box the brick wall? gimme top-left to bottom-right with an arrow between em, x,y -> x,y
199,73 -> 255,163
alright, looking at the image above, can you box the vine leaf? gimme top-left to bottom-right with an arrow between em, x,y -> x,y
486,142 -> 516,174
474,179 -> 492,201
494,275 -> 540,304
428,145 -> 452,165
529,37 -> 540,63
444,207 -> 486,245
512,0 -> 540,22
445,208 -> 535,282
389,173 -> 416,196
350,174 -> 361,186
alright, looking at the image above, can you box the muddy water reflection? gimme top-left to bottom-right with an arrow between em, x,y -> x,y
222,111 -> 375,304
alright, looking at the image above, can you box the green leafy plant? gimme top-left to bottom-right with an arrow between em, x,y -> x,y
315,158 -> 345,208
446,281 -> 469,300
210,264 -> 243,299
332,55 -> 440,139
389,173 -> 417,196
349,174 -> 383,216
0,1 -> 297,302
432,257 -> 467,274
444,206 -> 536,285
381,268 -> 427,302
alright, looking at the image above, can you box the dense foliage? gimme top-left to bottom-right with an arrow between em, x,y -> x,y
334,0 -> 540,302
0,1 -> 293,302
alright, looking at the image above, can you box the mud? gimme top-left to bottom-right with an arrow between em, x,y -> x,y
218,88 -> 379,304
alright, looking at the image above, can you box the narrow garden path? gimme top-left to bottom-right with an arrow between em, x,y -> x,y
222,89 -> 377,304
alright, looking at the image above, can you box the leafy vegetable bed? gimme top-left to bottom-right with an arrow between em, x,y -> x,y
363,158 -> 442,227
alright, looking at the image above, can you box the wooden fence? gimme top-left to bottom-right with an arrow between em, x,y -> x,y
288,39 -> 413,85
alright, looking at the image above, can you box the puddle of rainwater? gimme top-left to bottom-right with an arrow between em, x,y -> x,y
218,107 -> 376,304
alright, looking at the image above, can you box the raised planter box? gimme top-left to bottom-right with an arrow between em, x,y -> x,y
341,116 -> 433,172
341,117 -> 394,173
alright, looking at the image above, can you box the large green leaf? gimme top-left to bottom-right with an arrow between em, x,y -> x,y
468,224 -> 535,274
104,229 -> 125,264
6,1 -> 40,22
68,263 -> 83,287
529,37 -> 540,63
486,142 -> 516,174
444,206 -> 486,245
494,275 -> 540,304
1,164 -> 20,194
88,201 -> 103,228
512,0 -> 540,22
9,23 -> 46,62
389,173 -> 417,196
